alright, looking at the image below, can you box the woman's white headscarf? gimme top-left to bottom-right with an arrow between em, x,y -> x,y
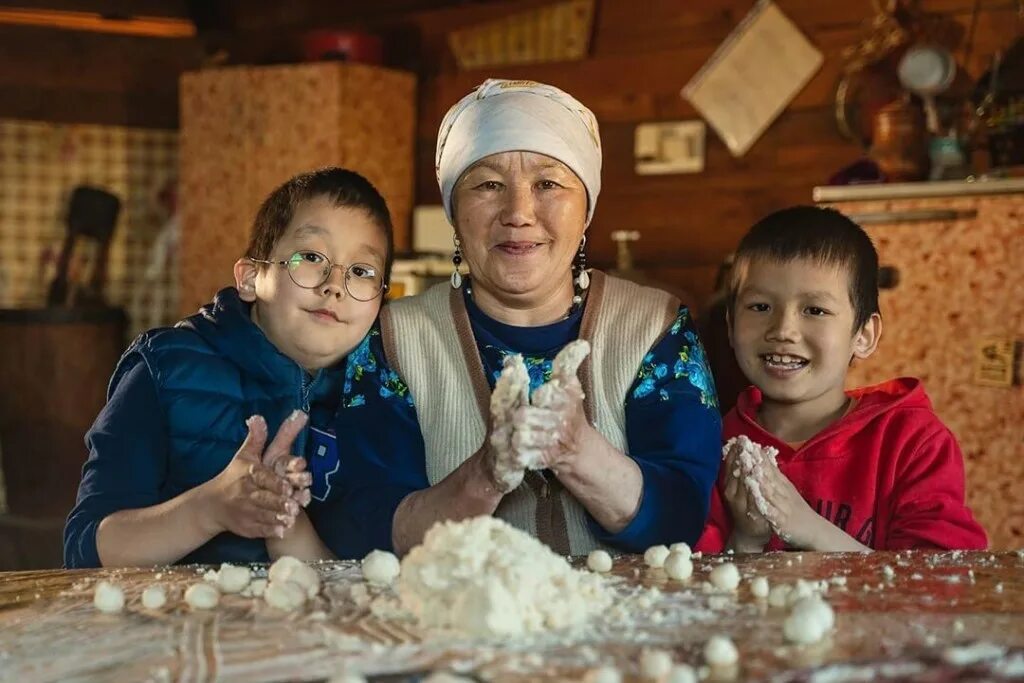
435,79 -> 602,226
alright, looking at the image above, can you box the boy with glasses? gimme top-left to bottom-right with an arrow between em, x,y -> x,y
64,168 -> 393,567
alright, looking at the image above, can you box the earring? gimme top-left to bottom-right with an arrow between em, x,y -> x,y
451,235 -> 463,289
574,234 -> 589,291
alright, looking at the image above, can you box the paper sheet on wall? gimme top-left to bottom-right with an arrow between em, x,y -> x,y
681,0 -> 823,157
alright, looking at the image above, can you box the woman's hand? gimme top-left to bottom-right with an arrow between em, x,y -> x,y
201,412 -> 309,539
512,373 -> 588,474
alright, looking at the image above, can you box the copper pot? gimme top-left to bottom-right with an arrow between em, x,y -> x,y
869,98 -> 928,181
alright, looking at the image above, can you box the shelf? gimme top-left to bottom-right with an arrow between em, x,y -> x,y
813,178 -> 1024,203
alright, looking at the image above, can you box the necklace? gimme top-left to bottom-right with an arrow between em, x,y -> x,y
464,277 -> 585,321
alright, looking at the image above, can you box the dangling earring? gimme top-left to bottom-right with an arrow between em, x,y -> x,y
572,235 -> 589,308
451,235 -> 463,289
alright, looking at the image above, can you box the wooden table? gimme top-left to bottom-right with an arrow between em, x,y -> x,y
1,551 -> 1023,682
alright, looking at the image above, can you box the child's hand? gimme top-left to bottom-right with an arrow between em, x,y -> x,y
722,441 -> 772,549
757,461 -> 822,549
202,411 -> 309,539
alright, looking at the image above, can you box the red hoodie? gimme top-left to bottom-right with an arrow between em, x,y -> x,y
696,378 -> 987,552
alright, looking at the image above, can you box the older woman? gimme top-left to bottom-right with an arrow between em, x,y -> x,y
315,79 -> 721,557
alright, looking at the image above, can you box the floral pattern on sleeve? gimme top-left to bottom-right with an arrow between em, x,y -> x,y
631,307 -> 718,409
342,327 -> 414,409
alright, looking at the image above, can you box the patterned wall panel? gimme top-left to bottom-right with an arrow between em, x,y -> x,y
0,120 -> 178,339
834,194 -> 1024,549
179,63 -> 415,318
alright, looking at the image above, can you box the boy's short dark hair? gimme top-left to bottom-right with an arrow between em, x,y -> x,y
729,206 -> 879,330
246,167 -> 395,285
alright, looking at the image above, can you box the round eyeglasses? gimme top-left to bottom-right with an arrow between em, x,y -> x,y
250,250 -> 388,302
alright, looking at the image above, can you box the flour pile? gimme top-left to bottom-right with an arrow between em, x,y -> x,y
397,516 -> 612,637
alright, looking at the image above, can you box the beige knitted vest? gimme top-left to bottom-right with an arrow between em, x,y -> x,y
380,271 -> 679,555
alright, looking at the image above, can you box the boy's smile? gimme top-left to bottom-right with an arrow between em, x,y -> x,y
730,257 -> 880,438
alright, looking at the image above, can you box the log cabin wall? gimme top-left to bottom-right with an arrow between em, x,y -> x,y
1,1 -> 1018,307
405,0 -> 1022,310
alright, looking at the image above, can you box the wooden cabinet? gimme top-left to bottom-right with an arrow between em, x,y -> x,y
179,62 -> 415,317
0,308 -> 126,520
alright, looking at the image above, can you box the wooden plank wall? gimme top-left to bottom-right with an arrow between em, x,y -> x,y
0,0 -> 1019,304
406,0 -> 1022,307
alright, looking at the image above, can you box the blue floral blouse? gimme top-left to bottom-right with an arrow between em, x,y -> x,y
308,285 -> 723,558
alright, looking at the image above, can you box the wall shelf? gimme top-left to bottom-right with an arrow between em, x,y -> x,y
813,178 -> 1024,203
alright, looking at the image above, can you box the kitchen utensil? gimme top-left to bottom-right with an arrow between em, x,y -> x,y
898,44 -> 957,133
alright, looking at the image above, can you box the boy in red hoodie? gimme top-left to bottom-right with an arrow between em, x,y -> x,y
697,206 -> 987,553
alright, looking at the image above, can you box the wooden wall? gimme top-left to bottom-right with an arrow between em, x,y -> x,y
1,0 -> 1019,305
404,0 -> 1022,307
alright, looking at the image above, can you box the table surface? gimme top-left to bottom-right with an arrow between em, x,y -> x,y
2,550 -> 1023,682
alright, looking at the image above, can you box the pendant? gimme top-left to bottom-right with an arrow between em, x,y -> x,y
450,269 -> 463,289
577,269 -> 590,290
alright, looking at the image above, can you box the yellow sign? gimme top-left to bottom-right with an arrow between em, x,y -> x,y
972,338 -> 1017,388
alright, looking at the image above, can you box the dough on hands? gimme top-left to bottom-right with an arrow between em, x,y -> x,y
586,549 -> 613,573
93,580 -> 125,614
362,550 -> 401,586
141,584 -> 167,610
184,583 -> 220,610
489,354 -> 531,492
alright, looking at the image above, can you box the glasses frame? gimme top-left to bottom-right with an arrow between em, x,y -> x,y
249,250 -> 389,302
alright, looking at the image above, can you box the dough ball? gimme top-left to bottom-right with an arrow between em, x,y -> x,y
141,584 -> 167,610
639,648 -> 673,679
587,550 -> 613,573
264,579 -> 307,611
703,635 -> 739,667
268,556 -> 321,599
643,545 -> 671,569
664,552 -> 693,581
783,596 -> 835,644
668,542 -> 692,559
749,576 -> 770,599
184,583 -> 220,610
584,665 -> 621,683
215,563 -> 252,594
93,580 -> 125,614
361,550 -> 401,586
666,664 -> 698,683
708,562 -> 741,591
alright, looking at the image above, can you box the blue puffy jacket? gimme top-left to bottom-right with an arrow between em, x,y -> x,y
64,287 -> 344,567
